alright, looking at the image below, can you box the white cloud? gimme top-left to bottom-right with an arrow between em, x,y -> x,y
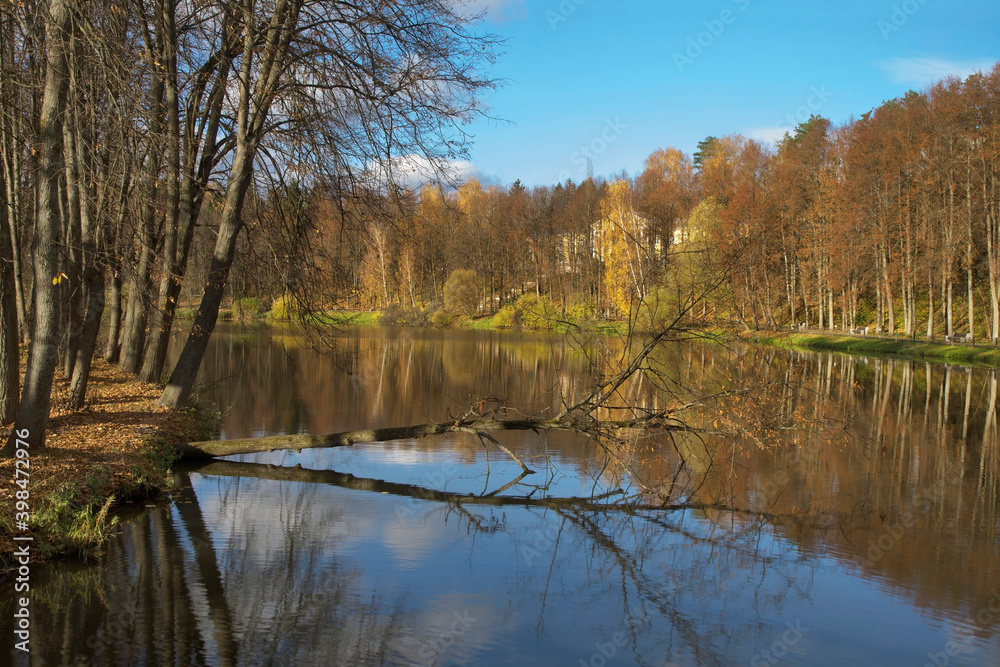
746,127 -> 790,145
454,0 -> 527,22
880,57 -> 995,86
369,154 -> 500,191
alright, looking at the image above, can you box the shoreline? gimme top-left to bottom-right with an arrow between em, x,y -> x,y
745,331 -> 1000,367
0,359 -> 212,574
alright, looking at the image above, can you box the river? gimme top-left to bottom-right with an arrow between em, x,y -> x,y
3,325 -> 999,666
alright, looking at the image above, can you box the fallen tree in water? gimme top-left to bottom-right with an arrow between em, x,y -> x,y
174,413 -> 713,465
173,310 -> 737,480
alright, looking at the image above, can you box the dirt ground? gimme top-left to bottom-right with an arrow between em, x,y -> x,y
0,358 -> 206,571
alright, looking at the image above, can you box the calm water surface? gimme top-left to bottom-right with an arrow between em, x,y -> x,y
3,325 -> 999,666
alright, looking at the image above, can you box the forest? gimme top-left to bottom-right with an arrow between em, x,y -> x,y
0,0 -> 998,448
254,63 -> 1000,350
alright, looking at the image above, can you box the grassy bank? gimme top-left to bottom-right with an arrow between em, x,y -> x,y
246,305 -> 629,335
748,331 -> 1000,367
0,360 -> 213,571
312,310 -> 382,326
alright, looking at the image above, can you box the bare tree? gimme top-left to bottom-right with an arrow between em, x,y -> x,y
3,0 -> 73,450
158,0 -> 498,407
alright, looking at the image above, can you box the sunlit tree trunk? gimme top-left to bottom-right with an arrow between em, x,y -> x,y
927,264 -> 935,340
161,0 -> 300,407
985,176 -> 1000,345
104,263 -> 123,362
965,173 -> 976,341
61,49 -> 83,379
121,9 -> 166,374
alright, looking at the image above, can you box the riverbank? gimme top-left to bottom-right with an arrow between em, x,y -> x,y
212,305 -> 628,334
747,331 -> 1000,367
0,359 -> 212,573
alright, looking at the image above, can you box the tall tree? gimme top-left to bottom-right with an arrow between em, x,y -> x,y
158,0 -> 497,407
3,0 -> 72,450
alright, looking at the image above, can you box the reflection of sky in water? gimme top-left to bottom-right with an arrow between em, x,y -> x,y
183,462 -> 999,667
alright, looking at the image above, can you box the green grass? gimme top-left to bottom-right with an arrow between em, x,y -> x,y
181,305 -> 627,334
750,332 -> 1000,367
262,310 -> 385,326
308,310 -> 382,326
465,315 -> 498,330
451,313 -> 628,335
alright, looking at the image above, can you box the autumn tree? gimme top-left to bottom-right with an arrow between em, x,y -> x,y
598,178 -> 651,318
444,268 -> 480,317
3,0 -> 73,449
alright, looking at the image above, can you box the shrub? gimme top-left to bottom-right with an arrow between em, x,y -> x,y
515,293 -> 559,330
636,287 -> 676,333
233,297 -> 264,322
491,294 -> 559,330
444,269 -> 480,317
492,304 -> 518,328
565,293 -> 596,322
431,308 -> 452,326
269,294 -> 299,321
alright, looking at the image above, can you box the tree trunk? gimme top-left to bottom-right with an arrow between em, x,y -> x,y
140,0 -> 181,384
986,178 -> 1000,344
61,81 -> 83,379
66,86 -> 104,410
158,142 -> 256,408
945,273 -> 953,339
67,268 -> 105,410
0,157 -> 19,423
121,31 -> 165,375
143,12 -> 235,385
120,241 -> 153,373
104,266 -> 123,362
0,29 -> 28,345
883,249 -> 895,334
3,0 -> 71,452
926,267 -> 934,340
966,176 -> 975,341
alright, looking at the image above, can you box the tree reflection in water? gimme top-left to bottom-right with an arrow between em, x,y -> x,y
3,331 -> 999,665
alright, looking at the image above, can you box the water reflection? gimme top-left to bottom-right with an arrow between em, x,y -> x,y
2,327 -> 999,665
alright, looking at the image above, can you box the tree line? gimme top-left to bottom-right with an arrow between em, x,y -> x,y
258,64 -> 1000,346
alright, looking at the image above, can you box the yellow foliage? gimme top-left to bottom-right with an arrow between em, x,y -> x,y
599,179 -> 648,316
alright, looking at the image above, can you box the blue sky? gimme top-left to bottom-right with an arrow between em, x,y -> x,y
453,0 -> 1000,187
